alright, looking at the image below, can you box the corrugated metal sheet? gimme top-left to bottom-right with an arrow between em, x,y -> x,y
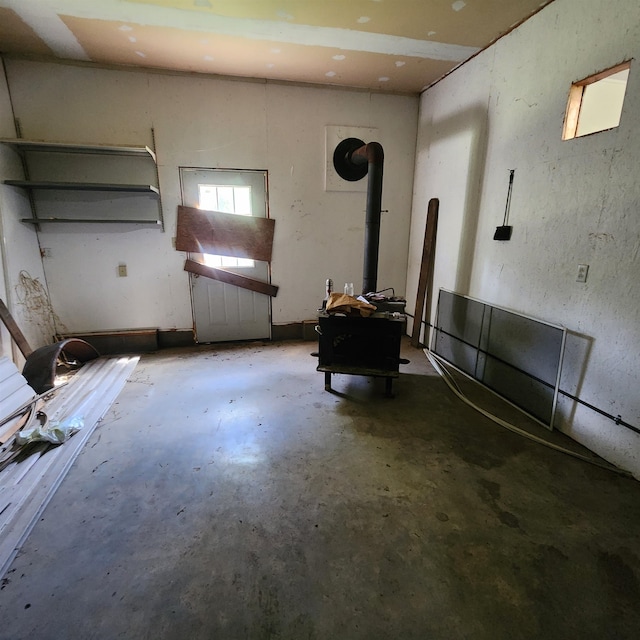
0,355 -> 139,578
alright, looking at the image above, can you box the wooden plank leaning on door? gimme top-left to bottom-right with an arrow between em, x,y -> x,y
184,259 -> 278,297
176,205 -> 275,261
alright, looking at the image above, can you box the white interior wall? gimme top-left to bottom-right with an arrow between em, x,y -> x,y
407,0 -> 640,477
0,62 -> 52,364
3,60 -> 418,333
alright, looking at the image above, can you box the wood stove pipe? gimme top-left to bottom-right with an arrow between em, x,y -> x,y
333,137 -> 384,294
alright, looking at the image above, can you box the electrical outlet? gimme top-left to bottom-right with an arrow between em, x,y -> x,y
576,264 -> 589,283
118,263 -> 128,277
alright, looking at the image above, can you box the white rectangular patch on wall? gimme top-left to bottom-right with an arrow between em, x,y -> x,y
325,125 -> 379,192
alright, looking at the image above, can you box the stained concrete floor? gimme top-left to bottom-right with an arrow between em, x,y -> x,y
0,339 -> 639,640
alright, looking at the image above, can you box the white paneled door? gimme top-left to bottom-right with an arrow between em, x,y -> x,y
180,168 -> 271,343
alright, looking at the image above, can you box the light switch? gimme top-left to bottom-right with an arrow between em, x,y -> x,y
118,263 -> 128,277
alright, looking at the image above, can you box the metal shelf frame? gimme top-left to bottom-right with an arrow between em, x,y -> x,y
5,180 -> 160,194
0,139 -> 156,162
21,218 -> 162,225
0,132 -> 164,229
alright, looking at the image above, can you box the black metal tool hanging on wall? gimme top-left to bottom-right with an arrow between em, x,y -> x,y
494,169 -> 515,241
333,137 -> 384,294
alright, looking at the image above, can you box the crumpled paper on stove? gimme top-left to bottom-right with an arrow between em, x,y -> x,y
326,292 -> 377,317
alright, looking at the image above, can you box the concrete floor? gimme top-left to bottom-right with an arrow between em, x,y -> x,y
0,339 -> 639,639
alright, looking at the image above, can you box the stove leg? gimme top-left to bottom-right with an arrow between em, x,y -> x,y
324,371 -> 332,391
385,377 -> 394,398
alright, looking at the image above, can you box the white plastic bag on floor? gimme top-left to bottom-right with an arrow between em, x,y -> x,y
17,415 -> 84,446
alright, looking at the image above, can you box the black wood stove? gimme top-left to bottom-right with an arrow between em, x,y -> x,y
316,311 -> 406,396
315,137 -> 407,396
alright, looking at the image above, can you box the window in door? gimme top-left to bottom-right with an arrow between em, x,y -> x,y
198,184 -> 254,268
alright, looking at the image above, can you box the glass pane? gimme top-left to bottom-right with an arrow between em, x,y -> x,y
216,186 -> 235,213
234,187 -> 252,216
198,185 -> 218,211
576,69 -> 629,137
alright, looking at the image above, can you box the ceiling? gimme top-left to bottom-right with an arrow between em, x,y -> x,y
0,0 -> 554,94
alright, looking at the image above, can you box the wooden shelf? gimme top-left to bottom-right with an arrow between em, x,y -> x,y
0,138 -> 156,162
5,180 -> 160,194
